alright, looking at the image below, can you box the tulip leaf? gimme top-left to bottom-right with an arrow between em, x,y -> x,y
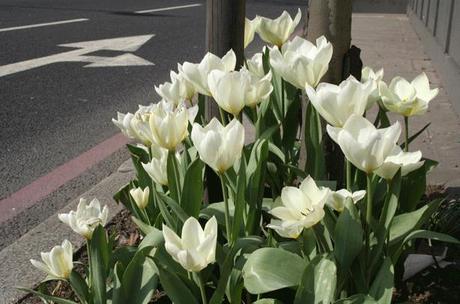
373,107 -> 390,128
334,199 -> 363,272
401,122 -> 431,150
389,199 -> 441,245
232,155 -> 247,241
294,254 -> 337,304
155,259 -> 199,304
242,247 -> 306,294
126,144 -> 151,188
138,226 -> 164,250
17,287 -> 78,304
131,216 -> 156,235
69,270 -> 90,303
304,102 -> 326,179
181,158 -> 204,218
89,225 -> 110,304
157,191 -> 189,224
167,151 -> 182,205
399,158 -> 437,212
254,299 -> 284,304
118,246 -> 159,304
334,294 -> 377,304
369,258 -> 394,304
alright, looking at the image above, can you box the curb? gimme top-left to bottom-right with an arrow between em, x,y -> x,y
0,160 -> 134,304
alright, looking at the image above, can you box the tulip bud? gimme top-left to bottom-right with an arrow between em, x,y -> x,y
191,118 -> 245,174
267,176 -> 329,239
255,9 -> 302,47
30,240 -> 73,280
327,115 -> 401,174
246,52 -> 265,78
142,145 -> 169,186
270,36 -> 333,89
130,186 -> 150,209
155,70 -> 196,106
244,17 -> 259,49
162,216 -> 217,272
58,198 -> 109,239
361,66 -> 385,110
327,189 -> 366,212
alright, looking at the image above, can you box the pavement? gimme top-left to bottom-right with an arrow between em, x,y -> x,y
0,0 -> 302,251
1,3 -> 460,304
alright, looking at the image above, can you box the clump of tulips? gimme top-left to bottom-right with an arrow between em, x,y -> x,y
25,9 -> 459,304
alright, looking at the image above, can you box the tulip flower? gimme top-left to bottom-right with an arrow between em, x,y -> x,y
180,50 -> 236,96
374,146 -> 424,180
130,186 -> 150,209
208,68 -> 272,116
112,112 -> 137,139
305,76 -> 373,127
267,176 -> 330,239
149,101 -> 190,150
142,145 -> 169,186
162,216 -> 217,272
270,36 -> 333,89
244,18 -> 259,49
361,66 -> 384,110
191,118 -> 245,174
246,52 -> 265,78
327,115 -> 401,174
327,189 -> 366,212
30,240 -> 74,280
379,72 -> 439,117
255,9 -> 302,47
58,198 -> 109,239
155,70 -> 196,106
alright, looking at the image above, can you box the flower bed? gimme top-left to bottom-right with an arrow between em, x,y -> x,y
22,9 -> 459,304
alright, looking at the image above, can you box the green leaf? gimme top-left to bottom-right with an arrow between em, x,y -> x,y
157,191 -> 189,224
242,247 -> 306,294
89,225 -> 110,304
399,159 -> 438,212
120,247 -> 159,304
155,260 -> 199,304
138,227 -> 164,250
334,294 -> 376,304
131,216 -> 155,235
254,299 -> 284,304
69,270 -> 89,303
304,102 -> 326,179
389,199 -> 441,244
401,122 -> 431,150
369,258 -> 394,304
209,236 -> 263,304
167,151 -> 182,204
126,144 -> 151,188
17,287 -> 77,304
181,158 -> 204,217
294,254 -> 337,304
232,156 -> 247,241
334,200 -> 363,271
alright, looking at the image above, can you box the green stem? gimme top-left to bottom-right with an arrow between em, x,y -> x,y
281,79 -> 285,117
346,159 -> 352,191
404,116 -> 409,152
141,208 -> 151,225
219,174 -> 231,242
169,151 -> 182,202
365,173 -> 373,287
219,107 -> 228,126
195,272 -> 208,304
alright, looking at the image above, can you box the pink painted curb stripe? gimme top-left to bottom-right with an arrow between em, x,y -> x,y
0,132 -> 130,224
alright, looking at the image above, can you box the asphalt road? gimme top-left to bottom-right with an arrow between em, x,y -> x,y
0,0 -> 303,248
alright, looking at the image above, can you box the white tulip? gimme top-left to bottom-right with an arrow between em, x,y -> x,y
379,72 -> 439,116
361,67 -> 384,110
267,176 -> 330,239
270,36 -> 333,89
180,50 -> 236,96
130,186 -> 150,209
374,146 -> 424,180
155,70 -> 196,106
327,189 -> 366,212
149,101 -> 190,150
191,118 -> 245,174
112,112 -> 137,139
162,216 -> 217,272
208,68 -> 272,116
306,76 -> 373,127
256,9 -> 302,46
327,114 -> 401,174
58,198 -> 109,239
142,145 -> 169,186
244,17 -> 259,49
246,52 -> 265,78
30,239 -> 73,280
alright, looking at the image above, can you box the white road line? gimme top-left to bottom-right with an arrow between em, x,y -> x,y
135,3 -> 202,14
0,18 -> 89,33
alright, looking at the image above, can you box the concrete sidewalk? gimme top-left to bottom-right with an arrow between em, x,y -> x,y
352,13 -> 460,190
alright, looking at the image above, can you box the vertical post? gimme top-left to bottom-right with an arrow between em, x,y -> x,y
206,0 -> 246,120
205,0 -> 245,203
